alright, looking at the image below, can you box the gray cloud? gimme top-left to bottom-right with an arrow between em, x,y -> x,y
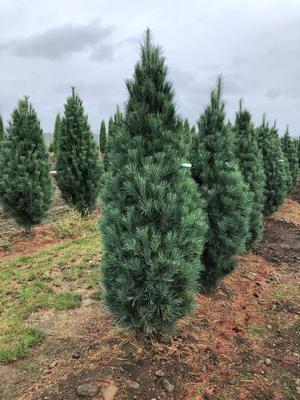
1,1 -> 300,136
0,20 -> 114,61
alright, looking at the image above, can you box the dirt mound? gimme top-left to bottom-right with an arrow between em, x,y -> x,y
256,219 -> 300,266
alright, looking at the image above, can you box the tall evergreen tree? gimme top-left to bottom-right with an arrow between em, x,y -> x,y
53,113 -> 61,155
190,78 -> 250,291
234,100 -> 265,249
257,117 -> 287,215
0,98 -> 53,232
99,120 -> 107,154
281,127 -> 298,191
103,110 -> 123,171
297,138 -> 300,169
0,114 -> 4,141
108,116 -> 114,137
100,30 -> 207,335
56,88 -> 102,215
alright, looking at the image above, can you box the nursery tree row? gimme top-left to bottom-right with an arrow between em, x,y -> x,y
0,29 -> 299,336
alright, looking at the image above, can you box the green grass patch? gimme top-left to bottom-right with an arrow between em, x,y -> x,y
246,323 -> 268,337
0,218 -> 101,362
0,321 -> 44,363
51,292 -> 81,310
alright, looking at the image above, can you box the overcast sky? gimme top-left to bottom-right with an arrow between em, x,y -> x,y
1,0 -> 300,136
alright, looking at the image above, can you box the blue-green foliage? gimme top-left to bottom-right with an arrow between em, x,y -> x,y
234,101 -> 265,250
281,128 -> 299,192
190,79 -> 250,290
99,120 -> 107,154
53,113 -> 61,155
0,98 -> 53,231
0,114 -> 4,141
100,30 -> 207,335
257,118 -> 287,215
56,88 -> 102,215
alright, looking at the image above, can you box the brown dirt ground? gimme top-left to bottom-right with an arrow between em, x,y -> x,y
0,189 -> 68,259
1,185 -> 300,400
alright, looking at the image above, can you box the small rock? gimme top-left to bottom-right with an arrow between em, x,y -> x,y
76,383 -> 98,397
49,361 -> 57,369
72,351 -> 81,359
296,387 -> 300,395
129,381 -> 140,389
265,358 -> 271,365
155,370 -> 165,377
267,325 -> 272,329
161,378 -> 174,393
228,379 -> 235,385
201,365 -> 207,372
102,384 -> 118,400
296,378 -> 300,386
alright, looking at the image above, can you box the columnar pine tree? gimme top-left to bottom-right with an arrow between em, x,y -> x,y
281,127 -> 298,191
103,110 -> 123,171
99,120 -> 107,154
108,116 -> 114,138
234,100 -> 265,249
0,98 -> 53,232
53,113 -> 61,155
257,117 -> 287,215
190,78 -> 250,291
100,30 -> 207,335
297,138 -> 300,169
56,88 -> 102,215
0,114 -> 4,141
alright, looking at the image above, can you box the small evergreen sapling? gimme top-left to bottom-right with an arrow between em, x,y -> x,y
56,88 -> 102,215
297,138 -> 300,169
0,98 -> 53,232
0,114 -> 4,141
234,100 -> 265,249
100,30 -> 206,335
257,117 -> 287,215
53,113 -> 61,155
190,78 -> 250,291
103,110 -> 123,171
281,127 -> 298,191
99,120 -> 107,154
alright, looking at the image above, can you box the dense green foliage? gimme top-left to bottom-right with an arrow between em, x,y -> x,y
56,88 -> 102,215
0,98 -> 53,232
190,79 -> 250,291
103,110 -> 123,170
0,114 -> 4,141
234,101 -> 265,249
53,113 -> 61,155
100,30 -> 207,335
99,120 -> 107,154
297,138 -> 300,169
257,118 -> 287,215
281,128 -> 298,191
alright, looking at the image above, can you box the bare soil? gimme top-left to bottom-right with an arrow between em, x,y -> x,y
0,185 -> 299,400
